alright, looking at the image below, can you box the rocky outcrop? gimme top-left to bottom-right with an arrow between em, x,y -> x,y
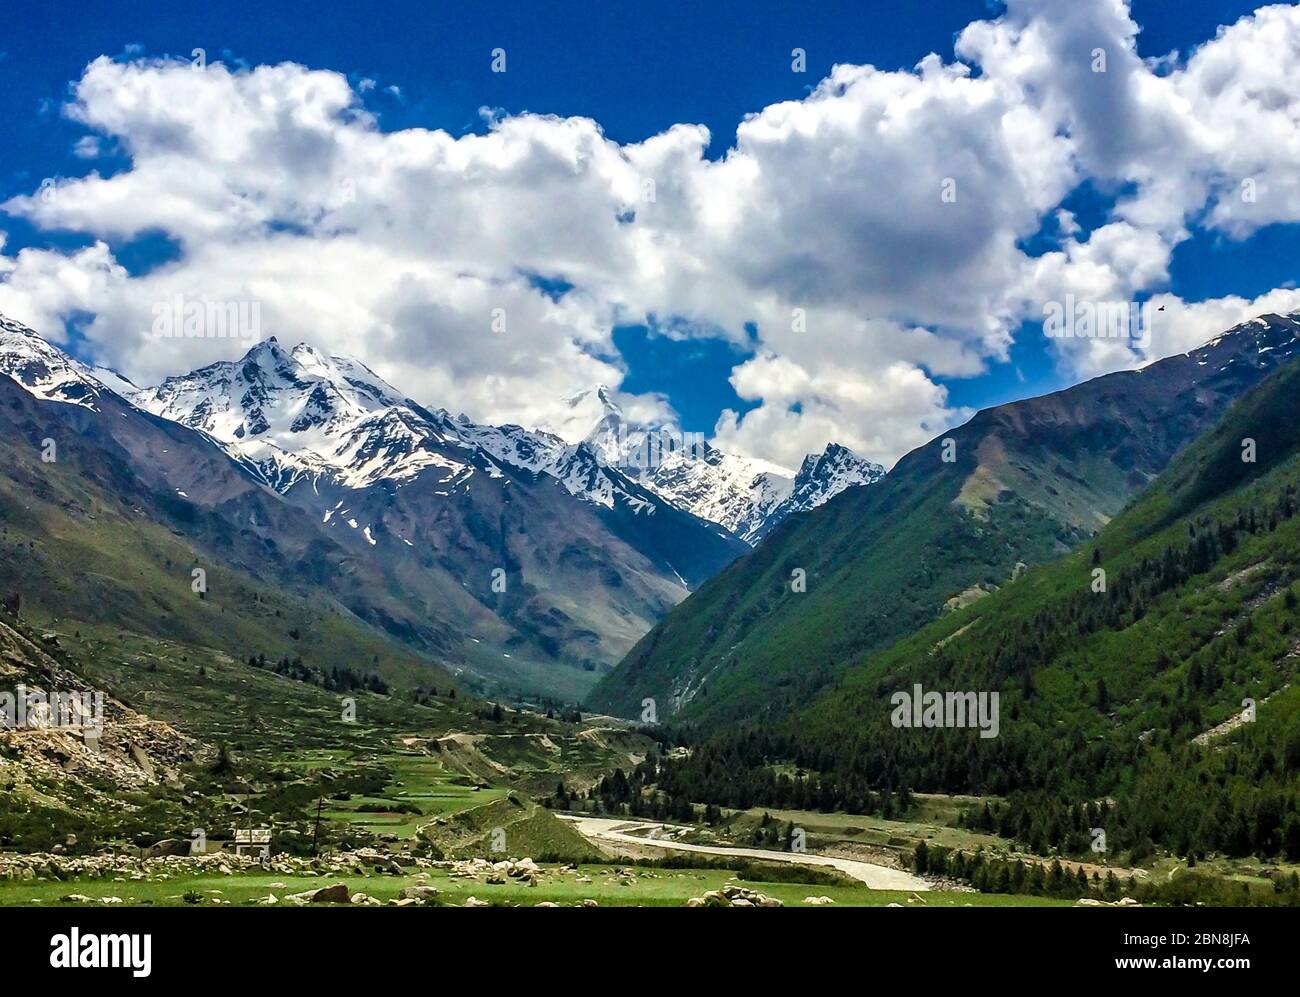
0,618 -> 200,812
687,884 -> 783,908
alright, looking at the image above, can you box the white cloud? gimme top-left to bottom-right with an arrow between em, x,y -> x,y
3,4 -> 1300,467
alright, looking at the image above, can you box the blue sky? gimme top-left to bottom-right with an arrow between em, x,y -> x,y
1,0 -> 1297,467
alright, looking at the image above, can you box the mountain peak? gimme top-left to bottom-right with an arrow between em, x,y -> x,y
738,442 -> 884,542
0,313 -> 116,409
564,383 -> 621,418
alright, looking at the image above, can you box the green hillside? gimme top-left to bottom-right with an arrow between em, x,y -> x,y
590,315 -> 1300,729
656,351 -> 1300,864
0,380 -> 461,694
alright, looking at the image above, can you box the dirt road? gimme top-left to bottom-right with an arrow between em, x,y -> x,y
560,815 -> 930,891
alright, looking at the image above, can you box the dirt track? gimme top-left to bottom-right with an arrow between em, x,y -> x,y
560,815 -> 931,891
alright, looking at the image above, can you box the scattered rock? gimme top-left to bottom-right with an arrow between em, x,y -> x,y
688,886 -> 782,908
396,885 -> 440,903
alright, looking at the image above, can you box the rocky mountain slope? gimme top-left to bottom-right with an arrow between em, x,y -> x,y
0,613 -> 200,841
0,318 -> 748,699
0,338 -> 459,696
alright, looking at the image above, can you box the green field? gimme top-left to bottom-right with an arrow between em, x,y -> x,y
0,865 -> 1070,908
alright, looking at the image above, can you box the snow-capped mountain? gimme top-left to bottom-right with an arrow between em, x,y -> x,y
127,338 -> 750,688
0,317 -> 747,698
130,338 -> 440,489
568,385 -> 795,540
637,445 -> 794,543
754,442 -> 886,541
565,382 -> 883,543
133,340 -> 680,519
0,315 -> 123,410
1,317 -> 882,548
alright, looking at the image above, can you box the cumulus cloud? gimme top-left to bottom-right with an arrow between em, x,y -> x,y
4,2 -> 1300,467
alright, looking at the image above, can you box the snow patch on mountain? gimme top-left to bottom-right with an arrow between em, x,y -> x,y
641,446 -> 794,543
0,316 -> 118,410
128,340 -> 677,519
130,338 -> 478,492
751,443 -> 886,541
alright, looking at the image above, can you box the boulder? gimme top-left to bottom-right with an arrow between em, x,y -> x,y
146,839 -> 191,858
310,883 -> 352,904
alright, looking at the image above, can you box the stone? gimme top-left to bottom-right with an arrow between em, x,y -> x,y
397,885 -> 440,902
147,839 -> 191,858
310,883 -> 352,904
